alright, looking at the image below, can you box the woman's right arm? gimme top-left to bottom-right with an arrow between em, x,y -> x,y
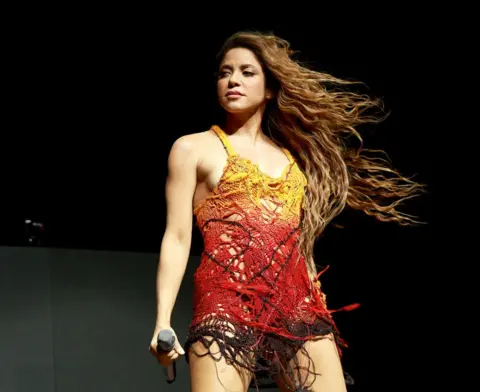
155,135 -> 198,330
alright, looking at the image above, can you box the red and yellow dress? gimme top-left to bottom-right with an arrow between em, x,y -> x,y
184,125 -> 356,390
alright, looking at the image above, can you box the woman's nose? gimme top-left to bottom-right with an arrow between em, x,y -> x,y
228,72 -> 240,87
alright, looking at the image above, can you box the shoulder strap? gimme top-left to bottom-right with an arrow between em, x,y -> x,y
211,125 -> 235,156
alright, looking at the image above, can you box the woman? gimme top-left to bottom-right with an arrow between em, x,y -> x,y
149,31 -> 424,391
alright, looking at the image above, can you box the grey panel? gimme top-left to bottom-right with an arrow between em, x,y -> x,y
0,247 -> 56,392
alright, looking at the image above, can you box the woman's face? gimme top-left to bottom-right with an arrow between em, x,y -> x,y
217,47 -> 272,115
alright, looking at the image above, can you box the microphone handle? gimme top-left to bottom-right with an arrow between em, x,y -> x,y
157,329 -> 177,383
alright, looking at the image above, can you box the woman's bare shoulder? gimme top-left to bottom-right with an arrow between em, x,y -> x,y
170,128 -> 218,158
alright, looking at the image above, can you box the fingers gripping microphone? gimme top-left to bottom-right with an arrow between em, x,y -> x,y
157,329 -> 177,383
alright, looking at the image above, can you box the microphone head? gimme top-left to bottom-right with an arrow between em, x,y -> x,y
157,329 -> 175,351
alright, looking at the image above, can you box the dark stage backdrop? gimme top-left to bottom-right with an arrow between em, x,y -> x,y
1,15 -> 432,392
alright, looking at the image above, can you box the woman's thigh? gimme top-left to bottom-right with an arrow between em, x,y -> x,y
274,333 -> 346,392
188,335 -> 255,392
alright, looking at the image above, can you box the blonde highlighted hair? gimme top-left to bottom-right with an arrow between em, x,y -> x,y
216,31 -> 426,279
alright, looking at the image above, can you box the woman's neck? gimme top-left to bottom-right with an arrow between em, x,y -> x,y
224,108 -> 266,146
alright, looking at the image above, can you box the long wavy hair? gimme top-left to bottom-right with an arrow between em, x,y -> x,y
216,31 -> 426,279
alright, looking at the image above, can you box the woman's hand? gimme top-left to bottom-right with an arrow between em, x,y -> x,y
149,325 -> 185,367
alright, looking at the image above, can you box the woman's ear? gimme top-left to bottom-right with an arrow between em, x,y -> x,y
266,89 -> 275,99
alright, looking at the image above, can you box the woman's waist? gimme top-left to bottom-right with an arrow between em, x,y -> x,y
191,277 -> 331,327
193,267 -> 313,303
195,252 -> 306,283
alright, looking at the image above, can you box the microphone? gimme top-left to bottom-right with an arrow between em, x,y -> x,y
157,329 -> 177,383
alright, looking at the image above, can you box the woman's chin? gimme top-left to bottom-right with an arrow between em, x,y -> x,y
221,102 -> 257,115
